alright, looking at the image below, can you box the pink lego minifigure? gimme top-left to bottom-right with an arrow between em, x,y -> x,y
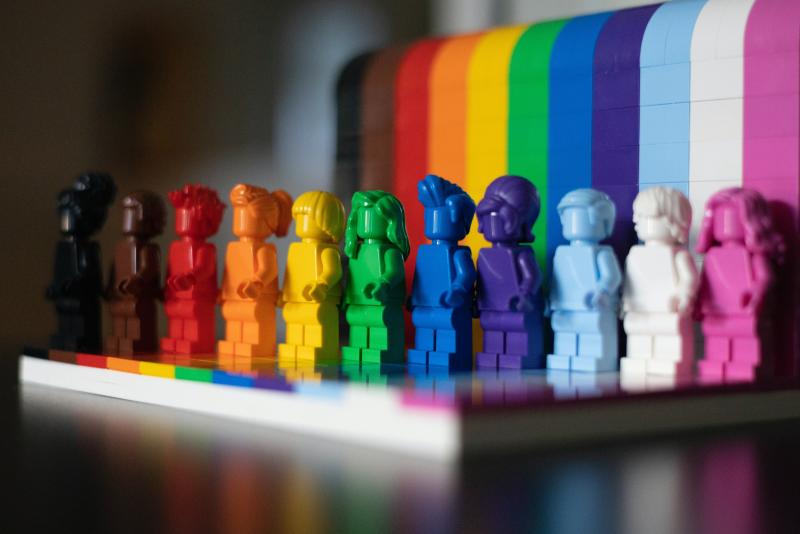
694,188 -> 783,383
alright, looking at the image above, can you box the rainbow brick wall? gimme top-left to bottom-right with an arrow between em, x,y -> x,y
335,0 -> 799,377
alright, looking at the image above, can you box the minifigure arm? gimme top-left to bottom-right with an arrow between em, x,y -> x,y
192,245 -> 216,282
380,247 -> 406,288
747,253 -> 773,315
303,247 -> 342,302
442,248 -> 475,307
590,248 -> 622,309
621,258 -> 633,316
255,246 -> 278,287
517,251 -> 542,296
674,249 -> 699,313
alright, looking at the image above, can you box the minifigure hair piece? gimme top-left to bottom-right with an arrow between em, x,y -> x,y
632,187 -> 692,244
292,191 -> 346,243
556,188 -> 616,237
476,175 -> 540,243
168,184 -> 226,235
696,187 -> 784,260
344,190 -> 410,259
57,172 -> 117,235
418,174 -> 476,234
229,184 -> 293,237
123,191 -> 167,237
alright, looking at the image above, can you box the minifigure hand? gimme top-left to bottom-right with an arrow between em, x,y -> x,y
543,299 -> 552,318
510,294 -> 534,312
364,281 -> 389,301
276,291 -> 285,308
121,276 -> 143,296
585,290 -> 609,309
441,288 -> 466,308
174,273 -> 196,291
238,279 -> 264,299
743,290 -> 765,315
691,304 -> 704,322
303,282 -> 329,302
674,294 -> 692,314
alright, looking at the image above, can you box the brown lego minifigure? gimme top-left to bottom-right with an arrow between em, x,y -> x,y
105,191 -> 166,355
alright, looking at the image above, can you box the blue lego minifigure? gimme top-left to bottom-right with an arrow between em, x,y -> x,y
547,188 -> 622,372
407,174 -> 476,369
475,175 -> 545,369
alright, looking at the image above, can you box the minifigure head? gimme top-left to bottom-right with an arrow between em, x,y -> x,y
229,184 -> 292,240
344,190 -> 409,259
696,187 -> 783,258
418,174 -> 475,241
476,175 -> 540,244
168,184 -> 226,239
122,191 -> 167,239
57,172 -> 117,237
292,190 -> 346,243
632,187 -> 692,245
556,188 -> 615,243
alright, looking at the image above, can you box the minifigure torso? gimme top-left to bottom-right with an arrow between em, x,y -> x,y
701,245 -> 756,316
345,242 -> 405,306
412,243 -> 465,307
53,240 -> 102,300
476,246 -> 538,311
166,240 -> 218,301
550,244 -> 617,311
110,239 -> 161,300
283,241 -> 342,303
222,241 -> 278,302
624,244 -> 681,313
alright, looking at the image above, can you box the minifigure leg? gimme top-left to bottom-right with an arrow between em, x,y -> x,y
415,328 -> 435,351
626,335 -> 653,359
703,336 -> 731,362
731,337 -> 761,365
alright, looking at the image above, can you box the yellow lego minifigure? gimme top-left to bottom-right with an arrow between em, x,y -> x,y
278,191 -> 346,362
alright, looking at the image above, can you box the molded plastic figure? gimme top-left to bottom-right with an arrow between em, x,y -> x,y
47,172 -> 117,353
620,187 -> 698,376
218,184 -> 292,357
105,191 -> 166,355
694,187 -> 783,382
278,191 -> 346,362
475,175 -> 544,369
547,188 -> 622,372
342,190 -> 409,364
161,185 -> 226,354
407,175 -> 476,369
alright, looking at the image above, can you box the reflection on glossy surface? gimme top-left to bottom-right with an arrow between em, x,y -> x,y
20,383 -> 800,532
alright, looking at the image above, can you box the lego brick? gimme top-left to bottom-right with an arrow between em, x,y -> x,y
640,1 -> 706,68
640,63 -> 691,106
639,143 -> 690,184
640,103 -> 691,144
212,370 -> 255,388
175,365 -> 213,383
690,58 -> 746,101
48,349 -> 76,364
690,99 -> 743,142
76,353 -> 107,369
689,140 -> 743,182
139,361 -> 175,379
106,356 -> 140,374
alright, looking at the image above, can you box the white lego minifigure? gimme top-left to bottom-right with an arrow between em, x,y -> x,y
620,187 -> 698,377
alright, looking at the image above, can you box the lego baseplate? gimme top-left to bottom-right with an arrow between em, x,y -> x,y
19,348 -> 800,460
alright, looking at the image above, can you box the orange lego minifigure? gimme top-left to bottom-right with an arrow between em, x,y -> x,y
218,184 -> 292,357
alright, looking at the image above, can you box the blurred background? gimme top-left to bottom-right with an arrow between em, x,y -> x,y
0,0 -> 649,356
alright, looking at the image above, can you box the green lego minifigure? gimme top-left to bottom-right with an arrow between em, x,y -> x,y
342,190 -> 409,363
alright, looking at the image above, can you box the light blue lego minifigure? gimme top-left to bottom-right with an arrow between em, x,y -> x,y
407,174 -> 476,369
547,188 -> 622,372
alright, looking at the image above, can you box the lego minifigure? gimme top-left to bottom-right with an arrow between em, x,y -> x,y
105,191 -> 167,355
161,185 -> 226,354
475,175 -> 544,369
218,184 -> 292,358
620,187 -> 698,376
278,191 -> 346,362
407,175 -> 476,369
47,172 -> 117,353
547,188 -> 622,372
342,190 -> 409,364
694,187 -> 783,382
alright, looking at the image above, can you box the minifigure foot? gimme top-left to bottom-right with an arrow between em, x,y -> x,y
475,352 -> 499,369
341,346 -> 362,362
546,354 -> 572,371
217,340 -> 236,355
407,348 -> 428,365
429,351 -> 470,370
499,353 -> 541,370
571,356 -> 616,373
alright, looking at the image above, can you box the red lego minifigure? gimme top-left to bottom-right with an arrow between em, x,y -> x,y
161,185 -> 226,354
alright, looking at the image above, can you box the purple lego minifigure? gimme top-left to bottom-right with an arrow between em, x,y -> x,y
475,175 -> 544,369
694,187 -> 783,383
